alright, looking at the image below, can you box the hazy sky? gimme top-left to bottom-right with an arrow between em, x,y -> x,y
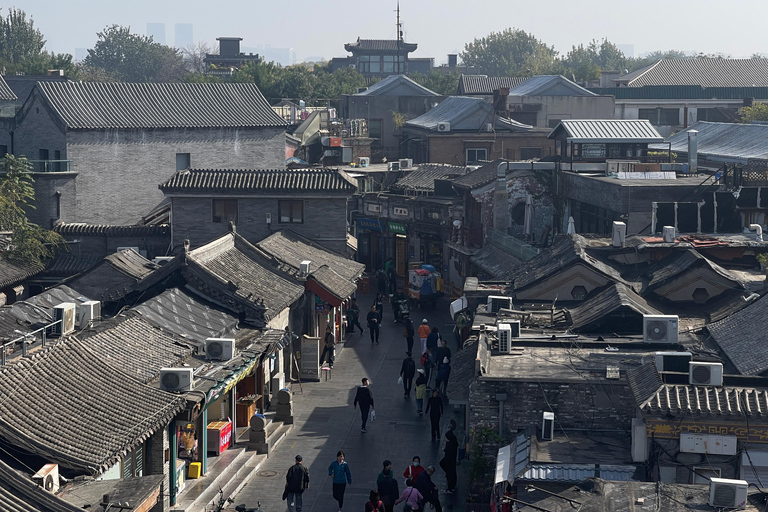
13,0 -> 768,64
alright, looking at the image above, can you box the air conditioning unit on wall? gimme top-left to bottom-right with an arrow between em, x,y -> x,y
437,122 -> 451,132
498,323 -> 512,354
32,463 -> 59,493
709,478 -> 748,508
487,296 -> 513,314
160,368 -> 194,391
643,315 -> 678,343
689,361 -> 724,386
541,412 -> 555,441
205,338 -> 235,361
51,303 -> 76,336
76,300 -> 101,329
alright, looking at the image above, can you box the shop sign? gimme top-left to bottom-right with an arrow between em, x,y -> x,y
393,206 -> 408,216
367,203 -> 382,213
357,218 -> 385,231
388,222 -> 407,235
219,421 -> 233,452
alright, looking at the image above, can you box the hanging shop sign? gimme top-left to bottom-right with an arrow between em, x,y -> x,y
357,218 -> 385,231
388,222 -> 407,235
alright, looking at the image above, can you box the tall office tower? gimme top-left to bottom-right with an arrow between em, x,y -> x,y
147,23 -> 166,45
175,24 -> 193,49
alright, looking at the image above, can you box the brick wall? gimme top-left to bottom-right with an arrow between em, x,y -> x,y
148,426 -> 170,511
428,133 -> 555,165
27,172 -> 77,227
171,195 -> 349,253
469,378 -> 635,435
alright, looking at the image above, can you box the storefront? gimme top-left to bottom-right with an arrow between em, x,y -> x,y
356,217 -> 386,271
387,221 -> 408,292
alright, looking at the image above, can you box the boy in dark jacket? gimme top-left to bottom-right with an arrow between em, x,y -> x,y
400,352 -> 416,398
285,454 -> 310,512
353,378 -> 375,432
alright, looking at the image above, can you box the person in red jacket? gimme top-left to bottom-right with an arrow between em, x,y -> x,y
402,455 -> 424,482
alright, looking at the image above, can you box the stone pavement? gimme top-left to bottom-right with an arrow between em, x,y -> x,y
231,290 -> 467,512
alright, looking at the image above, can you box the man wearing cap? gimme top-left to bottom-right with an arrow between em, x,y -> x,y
285,454 -> 310,512
417,319 -> 430,355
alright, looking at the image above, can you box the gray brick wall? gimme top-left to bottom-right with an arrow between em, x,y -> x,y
171,195 -> 349,252
469,378 -> 634,435
148,426 -> 170,511
27,172 -> 77,227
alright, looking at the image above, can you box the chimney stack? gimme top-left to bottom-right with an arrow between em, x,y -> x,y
687,130 -> 698,175
448,54 -> 457,68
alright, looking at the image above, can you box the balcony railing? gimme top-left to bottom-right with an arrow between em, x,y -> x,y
28,159 -> 73,173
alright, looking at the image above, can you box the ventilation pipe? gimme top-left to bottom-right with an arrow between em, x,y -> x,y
663,226 -> 676,243
749,224 -> 763,242
688,130 -> 698,175
612,221 -> 626,247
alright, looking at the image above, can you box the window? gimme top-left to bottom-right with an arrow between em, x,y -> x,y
278,200 -> 303,223
176,152 -> 190,170
639,107 -> 680,126
0,145 -> 7,157
54,150 -> 61,172
368,119 -> 383,144
520,147 -> 542,160
212,199 -> 238,224
466,148 -> 487,163
54,191 -> 61,219
383,55 -> 395,73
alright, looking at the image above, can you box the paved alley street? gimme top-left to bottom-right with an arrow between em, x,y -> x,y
232,291 -> 466,512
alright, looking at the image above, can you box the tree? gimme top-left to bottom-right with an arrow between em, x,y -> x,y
626,50 -> 689,73
83,25 -> 186,82
182,41 -> 214,74
0,8 -> 75,76
738,103 -> 768,123
0,155 -> 64,265
560,39 -> 628,82
460,28 -> 558,76
408,71 -> 460,96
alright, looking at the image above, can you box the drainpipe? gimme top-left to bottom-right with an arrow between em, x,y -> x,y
495,393 -> 507,437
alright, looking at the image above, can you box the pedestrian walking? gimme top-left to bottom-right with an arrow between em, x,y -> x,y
414,466 -> 442,512
414,370 -> 427,415
434,339 -> 451,368
367,305 -> 380,345
394,479 -> 423,512
377,468 -> 399,512
387,264 -> 398,295
377,460 -> 393,486
365,490 -> 385,512
420,349 -> 434,387
319,326 -> 335,368
403,317 -> 415,354
417,319 -> 430,355
435,357 -> 451,395
328,450 -> 352,512
284,454 -> 310,512
376,268 -> 387,296
374,293 -> 385,318
402,456 -> 425,483
400,352 -> 416,398
347,298 -> 364,335
439,421 -> 459,493
426,327 -> 440,357
425,389 -> 443,441
353,378 -> 375,432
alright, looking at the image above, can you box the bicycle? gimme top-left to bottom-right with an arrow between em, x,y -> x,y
209,486 -> 234,512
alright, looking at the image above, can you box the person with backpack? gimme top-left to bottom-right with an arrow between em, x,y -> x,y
414,369 -> 427,415
284,454 -> 310,512
400,352 -> 416,398
365,490 -> 385,512
328,450 -> 352,512
435,357 -> 451,395
377,468 -> 399,512
394,478 -> 423,512
420,349 -> 434,387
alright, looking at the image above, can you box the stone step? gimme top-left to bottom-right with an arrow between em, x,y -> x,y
172,447 -> 250,512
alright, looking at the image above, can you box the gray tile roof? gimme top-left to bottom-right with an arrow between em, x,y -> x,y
0,337 -> 185,473
356,75 -> 438,96
566,283 -> 661,331
708,293 -> 768,375
457,75 -> 528,95
452,158 -> 506,190
53,223 -> 169,236
651,121 -> 768,163
78,314 -> 195,383
159,168 -> 357,194
626,363 -> 665,405
445,338 -> 479,403
344,38 -> 417,53
185,233 -> 304,326
405,96 -> 532,132
645,249 -> 745,291
0,257 -> 43,289
548,119 -> 664,143
391,163 -> 466,192
310,265 -> 357,301
639,380 -> 768,419
34,82 -> 286,129
4,75 -> 68,104
0,285 -> 91,341
257,229 -> 365,283
616,58 -> 768,88
0,458 -> 83,512
470,242 -> 522,281
0,74 -> 17,101
507,75 -> 596,97
41,253 -> 102,279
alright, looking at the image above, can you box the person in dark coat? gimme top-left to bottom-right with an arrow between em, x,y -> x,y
347,298 -> 364,335
353,378 -> 375,432
439,422 -> 459,493
400,352 -> 416,398
426,327 -> 440,358
434,339 -> 451,368
403,317 -> 415,354
377,468 -> 399,512
367,305 -> 380,345
376,269 -> 387,295
319,326 -> 335,368
415,466 -> 442,512
285,454 -> 310,512
387,265 -> 398,295
435,358 -> 451,395
424,389 -> 443,441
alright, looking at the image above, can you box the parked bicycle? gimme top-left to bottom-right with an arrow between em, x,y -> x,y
209,487 -> 234,512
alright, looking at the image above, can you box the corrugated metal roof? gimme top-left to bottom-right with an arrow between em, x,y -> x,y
355,75 -> 438,96
591,84 -> 768,100
405,96 -> 531,132
160,168 -> 358,194
651,121 -> 768,163
344,38 -> 417,53
520,464 -> 637,482
549,119 -> 663,143
0,75 -> 17,101
53,223 -> 169,236
35,82 -> 287,129
615,58 -> 768,88
457,75 -> 528,95
508,75 -> 596,97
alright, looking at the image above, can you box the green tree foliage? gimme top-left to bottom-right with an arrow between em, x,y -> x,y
560,39 -> 628,82
83,25 -> 185,82
0,8 -> 75,75
408,71 -> 460,96
460,28 -> 558,76
0,155 -> 64,265
738,102 -> 768,123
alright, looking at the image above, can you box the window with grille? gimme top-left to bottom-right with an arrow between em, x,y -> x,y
212,199 -> 238,224
279,200 -> 304,223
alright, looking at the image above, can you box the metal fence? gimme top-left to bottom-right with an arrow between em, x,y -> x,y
1,319 -> 61,366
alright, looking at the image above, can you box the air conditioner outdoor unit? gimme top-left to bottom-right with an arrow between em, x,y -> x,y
709,477 -> 748,508
541,412 -> 555,441
51,302 -> 76,336
484,123 -> 494,132
300,260 -> 312,277
654,351 -> 692,372
76,300 -> 101,329
689,361 -> 724,386
205,338 -> 235,361
487,296 -> 513,314
387,161 -> 400,171
399,158 -> 413,169
437,122 -> 451,132
662,226 -> 675,243
152,256 -> 175,266
358,157 -> 370,167
32,463 -> 59,493
643,315 -> 678,343
160,368 -> 194,391
497,323 -> 512,353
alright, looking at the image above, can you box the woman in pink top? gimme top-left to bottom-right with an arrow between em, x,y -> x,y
394,479 -> 423,511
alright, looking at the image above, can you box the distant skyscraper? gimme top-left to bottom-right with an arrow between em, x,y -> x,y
175,24 -> 193,49
147,23 -> 166,45
617,44 -> 635,59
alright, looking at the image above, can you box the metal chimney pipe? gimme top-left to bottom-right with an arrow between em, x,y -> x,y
688,130 -> 698,175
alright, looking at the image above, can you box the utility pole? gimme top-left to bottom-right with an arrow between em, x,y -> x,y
395,1 -> 402,75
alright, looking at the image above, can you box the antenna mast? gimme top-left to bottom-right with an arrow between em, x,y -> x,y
396,1 -> 402,74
